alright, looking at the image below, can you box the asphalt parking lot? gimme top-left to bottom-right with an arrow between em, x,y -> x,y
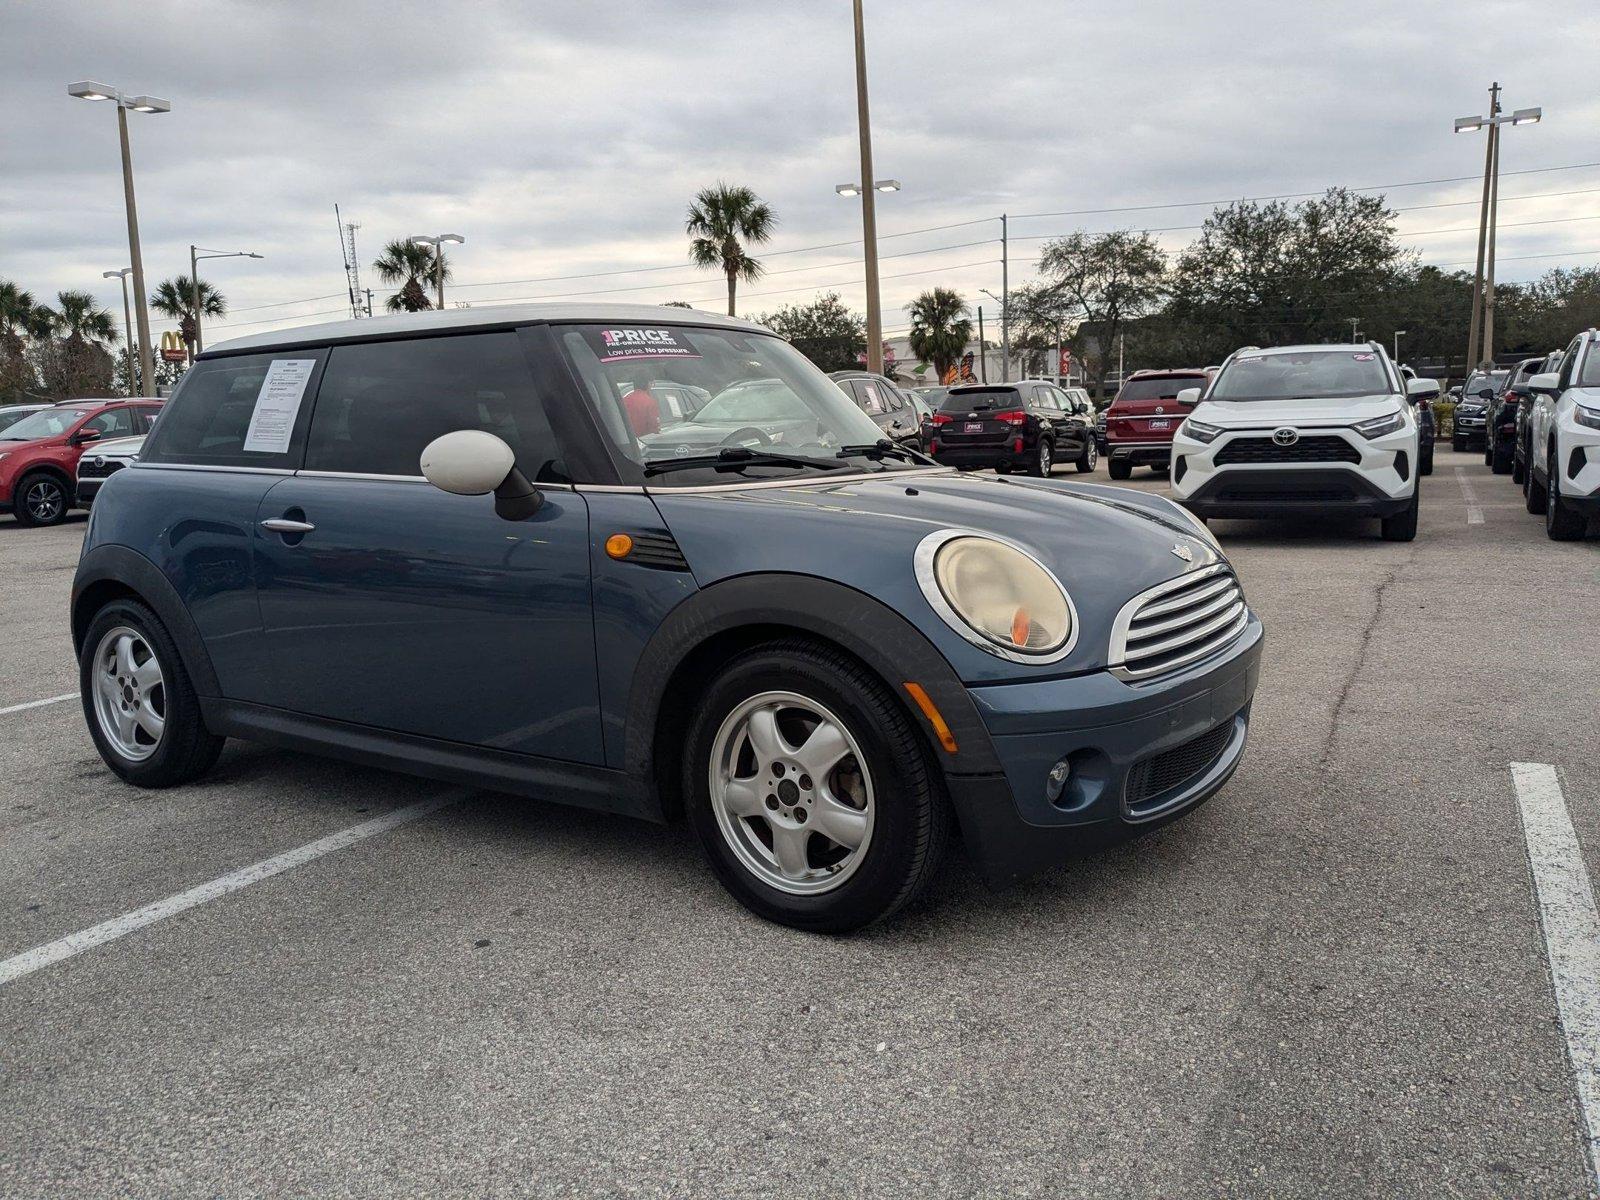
2,452 -> 1597,1198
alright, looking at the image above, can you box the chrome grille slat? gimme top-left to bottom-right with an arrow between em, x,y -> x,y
1109,564 -> 1248,682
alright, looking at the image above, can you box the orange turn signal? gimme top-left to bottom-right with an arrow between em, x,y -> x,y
605,533 -> 634,560
903,682 -> 958,754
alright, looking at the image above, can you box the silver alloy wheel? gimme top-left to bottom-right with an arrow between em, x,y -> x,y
708,690 -> 875,896
25,479 -> 64,523
90,625 -> 166,762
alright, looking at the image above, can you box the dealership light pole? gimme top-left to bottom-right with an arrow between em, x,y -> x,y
847,0 -> 890,375
102,268 -> 137,395
1456,85 -> 1541,369
1393,329 -> 1407,363
189,246 -> 262,356
69,81 -> 168,397
410,233 -> 464,309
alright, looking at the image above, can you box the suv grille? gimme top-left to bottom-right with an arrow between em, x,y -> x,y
1125,719 -> 1236,814
1109,564 -> 1247,681
1214,435 -> 1360,465
77,459 -> 128,480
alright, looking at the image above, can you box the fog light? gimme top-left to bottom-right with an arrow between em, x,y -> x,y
1045,759 -> 1071,803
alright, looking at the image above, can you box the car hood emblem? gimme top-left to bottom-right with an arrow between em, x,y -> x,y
1272,427 -> 1300,446
1171,542 -> 1194,563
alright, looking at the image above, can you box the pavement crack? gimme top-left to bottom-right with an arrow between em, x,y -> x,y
1317,553 -> 1410,768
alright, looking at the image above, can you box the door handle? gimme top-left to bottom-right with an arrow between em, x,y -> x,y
261,518 -> 316,534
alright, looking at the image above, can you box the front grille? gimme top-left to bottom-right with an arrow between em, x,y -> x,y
1109,564 -> 1247,681
77,459 -> 127,480
1214,435 -> 1360,465
1125,719 -> 1236,812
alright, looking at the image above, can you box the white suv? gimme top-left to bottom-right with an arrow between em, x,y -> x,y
1169,343 -> 1426,542
1525,327 -> 1600,540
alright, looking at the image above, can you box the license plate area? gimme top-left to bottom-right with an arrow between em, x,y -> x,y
964,421 -> 985,433
1147,419 -> 1171,431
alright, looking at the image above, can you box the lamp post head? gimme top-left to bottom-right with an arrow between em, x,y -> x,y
874,180 -> 902,193
1453,115 -> 1485,133
68,81 -> 118,101
1510,107 -> 1542,125
834,184 -> 861,198
438,234 -> 465,246
126,96 -> 171,113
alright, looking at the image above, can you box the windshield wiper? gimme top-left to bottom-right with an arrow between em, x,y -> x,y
643,446 -> 850,477
836,438 -> 934,465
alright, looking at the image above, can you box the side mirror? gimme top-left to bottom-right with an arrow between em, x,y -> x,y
1176,387 -> 1202,406
1528,372 -> 1561,396
420,429 -> 544,521
1406,377 -> 1441,401
70,428 -> 101,446
1477,388 -> 1496,400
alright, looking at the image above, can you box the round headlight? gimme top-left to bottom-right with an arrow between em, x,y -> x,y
915,532 -> 1075,662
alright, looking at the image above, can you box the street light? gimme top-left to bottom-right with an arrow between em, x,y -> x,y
409,234 -> 465,309
189,246 -> 263,356
845,0 -> 891,376
1455,83 -> 1542,370
69,80 -> 169,397
1393,330 -> 1407,363
103,268 -> 137,396
834,181 -> 901,197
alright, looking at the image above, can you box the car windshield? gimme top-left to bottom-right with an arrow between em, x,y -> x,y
1,407 -> 89,440
556,323 -> 912,486
1463,371 -> 1509,398
1209,352 -> 1393,401
1116,377 -> 1206,402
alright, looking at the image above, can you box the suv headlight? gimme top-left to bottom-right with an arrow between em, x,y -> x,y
1353,410 -> 1406,440
1575,405 -> 1600,431
914,531 -> 1076,662
1180,417 -> 1222,444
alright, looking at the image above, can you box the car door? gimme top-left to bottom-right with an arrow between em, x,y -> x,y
251,329 -> 604,765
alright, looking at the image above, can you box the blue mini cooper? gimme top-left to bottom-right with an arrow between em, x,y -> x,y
73,304 -> 1263,932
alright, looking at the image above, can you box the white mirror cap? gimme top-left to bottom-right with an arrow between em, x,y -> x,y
1406,377 -> 1441,396
419,429 -> 515,496
1176,387 -> 1202,404
1530,372 -> 1560,392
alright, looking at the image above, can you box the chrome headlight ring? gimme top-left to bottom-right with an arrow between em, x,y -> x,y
912,529 -> 1079,665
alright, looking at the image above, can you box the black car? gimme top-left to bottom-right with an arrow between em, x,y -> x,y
1451,368 -> 1509,451
1512,350 -> 1564,484
828,370 -> 924,449
927,380 -> 1096,476
1487,357 -> 1546,474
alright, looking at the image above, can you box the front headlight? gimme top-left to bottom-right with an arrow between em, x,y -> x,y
914,531 -> 1076,662
1180,417 -> 1222,444
1574,405 -> 1600,431
1353,409 -> 1406,440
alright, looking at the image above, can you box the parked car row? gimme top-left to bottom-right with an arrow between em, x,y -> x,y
1512,329 -> 1600,540
0,398 -> 162,526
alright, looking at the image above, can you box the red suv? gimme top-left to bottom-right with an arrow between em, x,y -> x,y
0,399 -> 162,526
1103,368 -> 1215,480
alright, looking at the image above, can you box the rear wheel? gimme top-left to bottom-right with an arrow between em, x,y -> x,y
1419,444 -> 1434,476
1381,484 -> 1419,542
1028,439 -> 1053,477
1512,446 -> 1526,485
1452,435 -> 1465,453
1074,438 -> 1097,473
14,472 -> 69,527
1108,457 -> 1132,481
683,641 -> 951,933
1546,439 -> 1587,540
1491,440 -> 1513,474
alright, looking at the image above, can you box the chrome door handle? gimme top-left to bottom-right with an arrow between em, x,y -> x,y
261,518 -> 316,534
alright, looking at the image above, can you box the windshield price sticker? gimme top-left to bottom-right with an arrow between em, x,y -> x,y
241,359 -> 316,453
588,328 -> 701,363
1353,353 -> 1375,361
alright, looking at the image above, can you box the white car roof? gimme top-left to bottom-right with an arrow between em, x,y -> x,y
203,302 -> 771,357
1236,344 -> 1378,357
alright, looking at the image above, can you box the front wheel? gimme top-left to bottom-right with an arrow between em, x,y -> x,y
683,641 -> 951,933
1075,439 -> 1098,473
1452,435 -> 1465,453
1108,457 -> 1133,481
80,599 -> 224,787
14,472 -> 70,527
1546,442 -> 1587,540
1381,485 -> 1419,542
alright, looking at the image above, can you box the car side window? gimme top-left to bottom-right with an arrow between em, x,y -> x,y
305,332 -> 563,480
140,351 -> 327,468
83,407 -> 135,439
857,380 -> 890,416
1558,339 -> 1581,390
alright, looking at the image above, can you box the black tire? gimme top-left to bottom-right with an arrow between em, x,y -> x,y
1108,457 -> 1133,481
1419,445 -> 1434,476
1546,440 -> 1587,540
1526,462 -> 1548,515
79,598 -> 224,788
1483,442 -> 1493,467
682,640 -> 951,934
1381,484 -> 1419,542
1452,435 -> 1466,453
1512,450 -> 1526,486
1491,442 -> 1513,475
13,472 -> 70,527
1074,438 -> 1098,473
1028,439 -> 1053,477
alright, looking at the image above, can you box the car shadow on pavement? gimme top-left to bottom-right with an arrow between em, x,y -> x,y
1206,516 -> 1402,545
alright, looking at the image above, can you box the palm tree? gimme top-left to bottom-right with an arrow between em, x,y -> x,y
374,240 -> 445,312
150,276 -> 227,357
50,291 -> 116,347
907,288 -> 974,382
686,183 -> 776,317
0,280 -> 42,341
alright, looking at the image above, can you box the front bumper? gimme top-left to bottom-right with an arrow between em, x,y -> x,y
1171,424 -> 1415,518
945,616 -> 1263,887
74,479 -> 103,504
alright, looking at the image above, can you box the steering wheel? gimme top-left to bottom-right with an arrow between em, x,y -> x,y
718,426 -> 773,448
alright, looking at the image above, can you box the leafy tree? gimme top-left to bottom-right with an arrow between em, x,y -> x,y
686,183 -> 776,317
150,275 -> 227,359
906,288 -> 973,382
1024,230 -> 1168,391
374,240 -> 445,313
757,292 -> 865,372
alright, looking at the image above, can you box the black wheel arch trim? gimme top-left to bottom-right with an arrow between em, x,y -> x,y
624,573 -> 1008,811
14,464 -> 73,506
72,544 -> 222,700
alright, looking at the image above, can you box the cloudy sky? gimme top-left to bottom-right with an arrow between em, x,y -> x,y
3,0 -> 1598,345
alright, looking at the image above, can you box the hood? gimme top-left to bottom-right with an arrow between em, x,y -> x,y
0,434 -> 61,451
85,435 -> 145,458
649,469 -> 1226,681
1194,394 -> 1402,428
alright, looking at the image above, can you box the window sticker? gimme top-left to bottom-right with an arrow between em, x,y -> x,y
586,327 -> 702,363
241,359 -> 316,453
1353,353 -> 1375,361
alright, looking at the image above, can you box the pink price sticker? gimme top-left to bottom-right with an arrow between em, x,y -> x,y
1353,353 -> 1375,361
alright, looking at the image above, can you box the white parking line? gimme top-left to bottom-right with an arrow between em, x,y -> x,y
0,791 -> 464,988
1511,762 -> 1600,1189
1454,466 -> 1485,525
0,693 -> 76,717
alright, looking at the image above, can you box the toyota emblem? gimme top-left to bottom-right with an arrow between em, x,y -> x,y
1154,406 -> 1165,415
92,455 -> 105,467
1272,427 -> 1300,446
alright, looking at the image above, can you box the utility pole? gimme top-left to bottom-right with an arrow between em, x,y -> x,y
977,306 -> 987,382
1465,82 -> 1499,371
1483,118 -> 1501,367
1117,331 -> 1125,389
1348,317 -> 1360,342
1000,213 -> 1010,379
851,0 -> 883,375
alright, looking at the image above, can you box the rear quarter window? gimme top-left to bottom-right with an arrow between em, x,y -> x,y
139,351 -> 327,469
